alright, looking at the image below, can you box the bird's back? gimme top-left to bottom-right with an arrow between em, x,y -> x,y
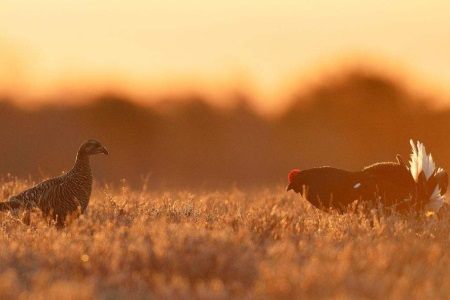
294,167 -> 365,212
361,161 -> 417,213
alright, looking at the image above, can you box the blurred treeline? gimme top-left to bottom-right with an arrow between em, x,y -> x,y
1,69 -> 449,189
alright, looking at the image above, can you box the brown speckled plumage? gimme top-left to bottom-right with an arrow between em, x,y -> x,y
0,139 -> 108,227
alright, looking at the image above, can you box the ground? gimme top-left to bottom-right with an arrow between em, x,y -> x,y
0,177 -> 449,299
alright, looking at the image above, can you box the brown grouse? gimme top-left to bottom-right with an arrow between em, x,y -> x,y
0,139 -> 108,227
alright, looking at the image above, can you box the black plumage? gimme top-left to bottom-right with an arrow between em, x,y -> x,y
287,140 -> 447,215
286,166 -> 365,212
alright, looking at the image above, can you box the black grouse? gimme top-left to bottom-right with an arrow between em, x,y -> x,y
0,139 -> 108,227
287,140 -> 447,214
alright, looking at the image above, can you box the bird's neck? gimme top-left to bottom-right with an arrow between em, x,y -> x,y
72,153 -> 92,174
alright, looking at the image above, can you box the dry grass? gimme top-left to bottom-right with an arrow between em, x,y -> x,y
1,176 -> 450,299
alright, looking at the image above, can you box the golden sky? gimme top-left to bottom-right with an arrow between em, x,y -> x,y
1,0 -> 450,112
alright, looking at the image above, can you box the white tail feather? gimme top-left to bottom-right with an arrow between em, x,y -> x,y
409,139 -> 435,182
409,140 -> 446,213
409,140 -> 419,182
425,185 -> 445,213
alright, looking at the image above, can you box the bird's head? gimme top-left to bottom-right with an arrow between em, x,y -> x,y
286,169 -> 301,192
78,139 -> 109,157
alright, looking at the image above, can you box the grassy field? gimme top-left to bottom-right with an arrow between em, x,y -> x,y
1,177 -> 450,299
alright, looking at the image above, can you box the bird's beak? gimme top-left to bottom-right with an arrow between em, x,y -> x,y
100,147 -> 109,155
286,183 -> 293,192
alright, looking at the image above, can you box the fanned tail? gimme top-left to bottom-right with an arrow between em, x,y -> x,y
409,140 -> 446,213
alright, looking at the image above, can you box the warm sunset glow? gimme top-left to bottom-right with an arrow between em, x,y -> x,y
1,0 -> 450,112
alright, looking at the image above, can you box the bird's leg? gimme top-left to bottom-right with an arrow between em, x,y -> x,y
21,209 -> 31,226
11,208 -> 20,217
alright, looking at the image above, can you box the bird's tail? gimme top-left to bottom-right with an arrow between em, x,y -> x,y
409,140 -> 447,213
409,140 -> 435,182
0,201 -> 23,211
